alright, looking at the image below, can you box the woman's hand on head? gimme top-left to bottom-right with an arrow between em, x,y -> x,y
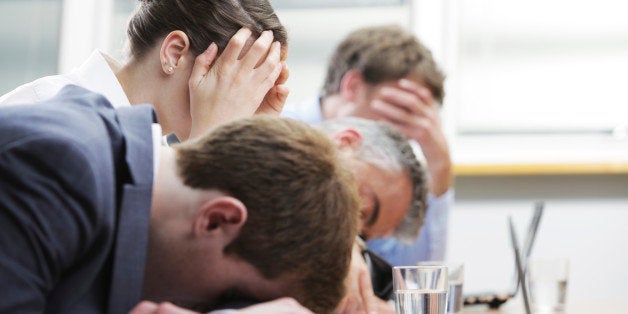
187,28 -> 286,139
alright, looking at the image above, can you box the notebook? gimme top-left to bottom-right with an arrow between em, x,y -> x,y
463,201 -> 544,309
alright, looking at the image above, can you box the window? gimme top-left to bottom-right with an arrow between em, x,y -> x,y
0,0 -> 63,94
271,0 -> 412,102
451,0 -> 628,134
412,0 -> 628,170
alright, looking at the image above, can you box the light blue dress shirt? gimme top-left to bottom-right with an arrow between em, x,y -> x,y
282,97 -> 453,266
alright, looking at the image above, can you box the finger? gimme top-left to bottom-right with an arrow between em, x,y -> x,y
258,84 -> 290,115
371,99 -> 414,126
275,84 -> 290,107
253,41 -> 281,83
222,28 -> 253,64
188,43 -> 218,89
377,86 -> 425,115
129,301 -> 158,314
240,30 -> 274,70
399,78 -> 435,106
358,270 -> 377,314
276,62 -> 289,85
381,116 -> 432,143
339,296 -> 360,314
257,59 -> 283,97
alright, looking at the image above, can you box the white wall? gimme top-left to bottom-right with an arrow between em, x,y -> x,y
448,175 -> 628,301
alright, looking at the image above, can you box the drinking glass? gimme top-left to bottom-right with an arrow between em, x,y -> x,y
528,258 -> 569,313
418,262 -> 464,313
393,266 -> 449,314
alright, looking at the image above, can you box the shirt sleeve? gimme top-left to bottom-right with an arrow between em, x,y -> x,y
0,135 -> 102,312
366,189 -> 454,266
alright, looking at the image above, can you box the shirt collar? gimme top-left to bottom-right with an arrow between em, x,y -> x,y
72,50 -> 131,109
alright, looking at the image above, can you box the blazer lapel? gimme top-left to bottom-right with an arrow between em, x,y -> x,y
106,104 -> 157,314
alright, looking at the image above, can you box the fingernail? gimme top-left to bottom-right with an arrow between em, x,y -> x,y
206,42 -> 217,52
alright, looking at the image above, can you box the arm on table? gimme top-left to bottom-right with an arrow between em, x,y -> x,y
0,136 -> 102,312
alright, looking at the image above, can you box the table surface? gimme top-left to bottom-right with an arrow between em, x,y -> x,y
461,298 -> 628,314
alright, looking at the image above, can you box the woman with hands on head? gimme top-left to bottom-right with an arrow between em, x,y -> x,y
0,0 -> 290,140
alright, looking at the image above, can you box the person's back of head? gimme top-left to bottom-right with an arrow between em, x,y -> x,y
319,117 -> 428,243
322,25 -> 445,104
175,117 -> 360,313
127,0 -> 288,59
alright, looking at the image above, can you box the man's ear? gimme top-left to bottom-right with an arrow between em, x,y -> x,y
160,30 -> 191,75
193,196 -> 248,240
331,129 -> 363,152
339,70 -> 366,102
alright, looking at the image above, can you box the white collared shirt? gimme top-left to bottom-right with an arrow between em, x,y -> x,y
0,50 -> 130,108
0,50 -> 162,175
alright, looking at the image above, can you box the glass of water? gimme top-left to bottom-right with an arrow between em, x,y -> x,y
528,258 -> 569,313
393,266 -> 449,314
417,262 -> 464,313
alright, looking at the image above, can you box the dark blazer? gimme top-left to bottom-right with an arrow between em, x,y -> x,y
0,85 -> 155,313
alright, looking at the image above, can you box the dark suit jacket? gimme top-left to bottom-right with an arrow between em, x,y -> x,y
0,85 -> 156,313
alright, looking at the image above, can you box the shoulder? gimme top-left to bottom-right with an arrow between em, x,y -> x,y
0,87 -> 117,166
281,96 -> 324,124
0,74 -> 76,106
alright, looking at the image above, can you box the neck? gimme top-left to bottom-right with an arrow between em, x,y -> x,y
144,147 -> 235,307
115,57 -> 173,134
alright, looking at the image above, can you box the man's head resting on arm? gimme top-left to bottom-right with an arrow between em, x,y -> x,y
319,117 -> 428,243
145,117 -> 360,313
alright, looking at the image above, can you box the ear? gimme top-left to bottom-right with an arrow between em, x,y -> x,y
193,196 -> 248,240
160,30 -> 191,75
339,70 -> 367,102
331,128 -> 363,152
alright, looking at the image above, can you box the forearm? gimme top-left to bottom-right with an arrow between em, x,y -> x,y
426,156 -> 452,197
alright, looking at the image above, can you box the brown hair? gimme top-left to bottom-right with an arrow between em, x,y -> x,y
322,25 -> 445,104
176,117 -> 360,313
127,0 -> 288,59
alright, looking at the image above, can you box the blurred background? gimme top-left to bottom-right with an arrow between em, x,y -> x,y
1,0 -> 627,303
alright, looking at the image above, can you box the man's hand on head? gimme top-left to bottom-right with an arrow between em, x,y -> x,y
369,78 -> 452,196
336,241 -> 394,314
187,27 -> 285,139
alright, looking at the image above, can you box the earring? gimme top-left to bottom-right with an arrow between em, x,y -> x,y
167,66 -> 174,73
